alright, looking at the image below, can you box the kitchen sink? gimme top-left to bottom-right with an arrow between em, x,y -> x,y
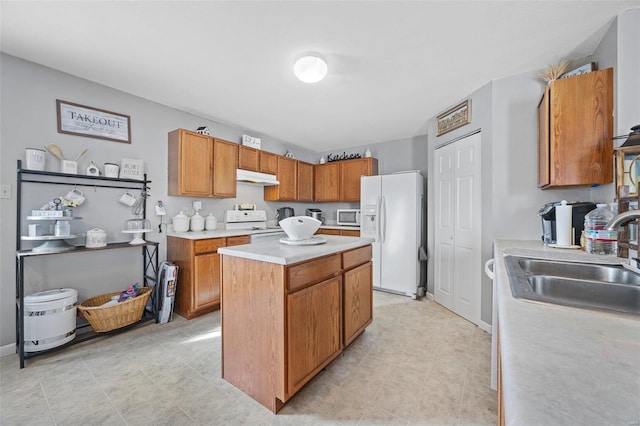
504,256 -> 640,315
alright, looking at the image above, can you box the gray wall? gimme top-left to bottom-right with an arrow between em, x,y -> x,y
0,54 -> 428,348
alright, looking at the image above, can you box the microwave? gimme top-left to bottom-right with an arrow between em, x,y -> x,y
336,209 -> 361,226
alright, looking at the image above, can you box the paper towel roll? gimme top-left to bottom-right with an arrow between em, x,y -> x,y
555,200 -> 573,246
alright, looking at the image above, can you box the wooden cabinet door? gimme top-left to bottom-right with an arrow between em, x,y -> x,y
169,129 -> 213,196
213,138 -> 238,198
239,145 -> 259,171
316,229 -> 340,235
259,151 -> 278,175
537,87 -> 550,188
287,276 -> 342,395
343,262 -> 372,346
194,252 -> 221,309
264,156 -> 297,201
341,158 -> 378,201
314,162 -> 340,202
539,68 -> 613,188
297,161 -> 314,201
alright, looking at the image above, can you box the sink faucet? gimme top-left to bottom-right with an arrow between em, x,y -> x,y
605,209 -> 640,230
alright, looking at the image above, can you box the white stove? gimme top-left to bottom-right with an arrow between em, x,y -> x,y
225,209 -> 267,230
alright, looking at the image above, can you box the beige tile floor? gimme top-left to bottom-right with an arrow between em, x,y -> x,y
1,292 -> 496,425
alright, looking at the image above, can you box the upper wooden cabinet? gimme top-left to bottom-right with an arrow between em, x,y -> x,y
538,68 -> 613,188
259,151 -> 279,175
264,156 -> 297,201
341,158 -> 378,201
168,129 -> 213,196
315,158 -> 378,202
238,145 -> 259,171
314,162 -> 341,202
296,161 -> 314,202
168,129 -> 238,198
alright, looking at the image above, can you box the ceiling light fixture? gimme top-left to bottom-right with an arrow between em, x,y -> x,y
293,54 -> 328,83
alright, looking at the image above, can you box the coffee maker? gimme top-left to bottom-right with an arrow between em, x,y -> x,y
539,201 -> 597,244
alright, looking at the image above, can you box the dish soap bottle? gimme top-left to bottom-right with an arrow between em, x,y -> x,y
584,204 -> 617,255
205,213 -> 218,231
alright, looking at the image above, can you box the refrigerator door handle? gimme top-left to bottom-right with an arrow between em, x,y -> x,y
381,195 -> 387,243
376,196 -> 382,242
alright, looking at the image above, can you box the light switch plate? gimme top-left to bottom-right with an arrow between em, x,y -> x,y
0,184 -> 11,199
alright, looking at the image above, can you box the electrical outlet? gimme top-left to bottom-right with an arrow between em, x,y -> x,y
155,200 -> 166,216
0,184 -> 11,199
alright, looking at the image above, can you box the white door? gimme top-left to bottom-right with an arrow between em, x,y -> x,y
434,132 -> 482,325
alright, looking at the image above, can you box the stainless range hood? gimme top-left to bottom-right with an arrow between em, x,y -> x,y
236,169 -> 280,186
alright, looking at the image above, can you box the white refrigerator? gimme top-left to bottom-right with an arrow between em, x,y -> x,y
360,171 -> 424,298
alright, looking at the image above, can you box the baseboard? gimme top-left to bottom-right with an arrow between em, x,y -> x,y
0,342 -> 16,358
478,320 -> 492,334
424,292 -> 434,301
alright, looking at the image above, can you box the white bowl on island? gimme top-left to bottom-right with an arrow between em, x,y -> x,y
279,216 -> 322,241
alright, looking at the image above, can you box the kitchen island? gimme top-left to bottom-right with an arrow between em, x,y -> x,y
494,240 -> 640,425
218,235 -> 374,413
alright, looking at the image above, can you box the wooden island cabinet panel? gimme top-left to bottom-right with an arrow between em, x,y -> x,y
221,243 -> 373,413
287,276 -> 342,395
343,262 -> 372,346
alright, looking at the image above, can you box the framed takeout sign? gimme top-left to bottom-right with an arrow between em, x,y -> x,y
436,99 -> 471,136
56,100 -> 131,143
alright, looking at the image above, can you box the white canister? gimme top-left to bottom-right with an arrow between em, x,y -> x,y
172,211 -> 190,233
104,163 -> 120,178
190,212 -> 205,232
205,213 -> 218,230
86,228 -> 107,248
25,148 -> 46,171
24,288 -> 77,352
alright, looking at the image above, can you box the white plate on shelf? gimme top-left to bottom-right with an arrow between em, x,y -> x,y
279,236 -> 326,246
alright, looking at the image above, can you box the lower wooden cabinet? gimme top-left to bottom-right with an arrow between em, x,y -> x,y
287,276 -> 342,395
221,243 -> 373,413
317,228 -> 360,237
343,261 -> 373,346
168,235 -> 250,319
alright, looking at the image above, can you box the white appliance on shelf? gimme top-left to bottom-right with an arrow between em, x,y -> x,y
360,171 -> 424,298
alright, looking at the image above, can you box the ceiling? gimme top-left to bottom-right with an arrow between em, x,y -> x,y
1,1 -> 638,151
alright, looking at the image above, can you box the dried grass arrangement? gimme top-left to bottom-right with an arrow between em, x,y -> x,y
539,59 -> 571,83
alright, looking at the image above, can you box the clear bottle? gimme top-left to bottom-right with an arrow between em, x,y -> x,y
584,204 -> 617,255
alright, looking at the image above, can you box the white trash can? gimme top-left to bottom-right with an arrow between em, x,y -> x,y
24,288 -> 78,352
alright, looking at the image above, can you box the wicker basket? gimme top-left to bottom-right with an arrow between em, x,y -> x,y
78,287 -> 152,332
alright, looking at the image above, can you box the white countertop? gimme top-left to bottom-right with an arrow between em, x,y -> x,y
494,240 -> 640,425
218,234 -> 373,265
319,224 -> 360,231
167,228 -> 283,240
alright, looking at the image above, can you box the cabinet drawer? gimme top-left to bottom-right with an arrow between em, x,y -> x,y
342,245 -> 372,270
317,229 -> 340,235
194,238 -> 226,254
287,254 -> 341,292
227,235 -> 251,246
